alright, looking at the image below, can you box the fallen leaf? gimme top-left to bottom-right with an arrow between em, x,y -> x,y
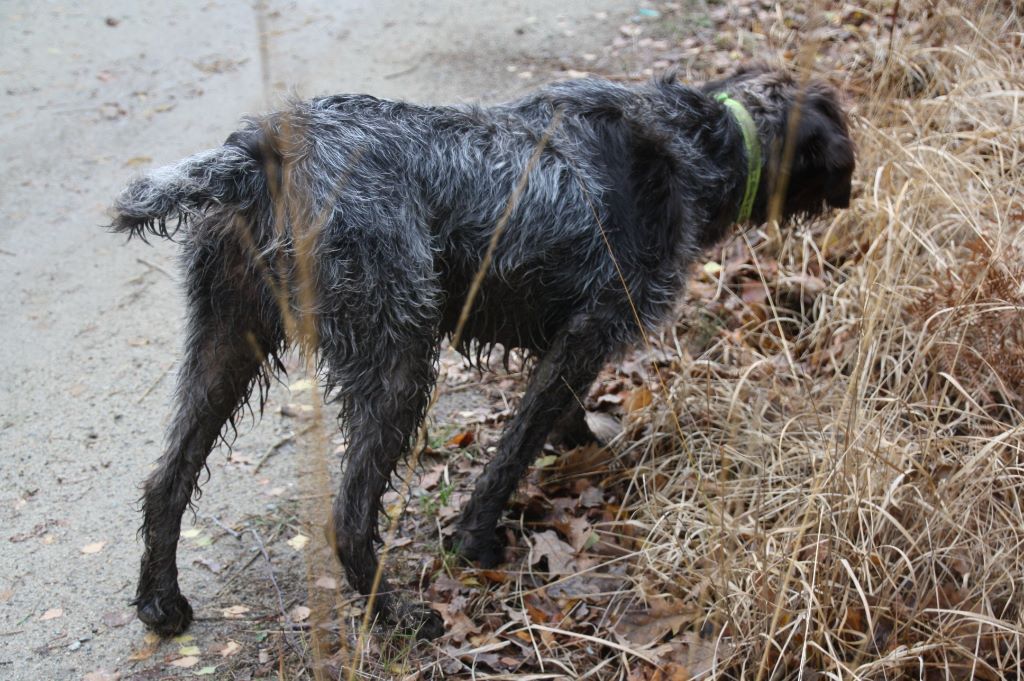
702,261 -> 723,276
616,611 -> 693,647
584,411 -> 623,443
40,607 -> 64,621
179,645 -> 201,656
0,589 -> 13,604
446,430 -> 474,448
443,609 -> 481,643
172,634 -> 194,644
523,593 -> 559,624
287,534 -> 309,551
654,633 -> 736,677
181,528 -> 201,539
314,575 -> 337,590
101,610 -> 134,628
623,387 -> 653,413
81,541 -> 106,554
123,156 -> 151,167
290,605 -> 311,622
480,570 -> 508,583
221,605 -> 250,618
535,454 -> 559,468
128,633 -> 160,661
564,516 -> 594,552
170,656 -> 199,668
530,530 -> 577,575
194,666 -> 218,676
218,640 -> 242,657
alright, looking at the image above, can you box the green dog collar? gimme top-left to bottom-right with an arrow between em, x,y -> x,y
715,92 -> 762,223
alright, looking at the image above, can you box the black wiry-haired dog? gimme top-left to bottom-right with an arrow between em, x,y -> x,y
110,66 -> 854,639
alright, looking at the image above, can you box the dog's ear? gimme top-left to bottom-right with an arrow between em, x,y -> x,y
790,84 -> 855,211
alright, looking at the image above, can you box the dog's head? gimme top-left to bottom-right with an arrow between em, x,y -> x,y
704,66 -> 855,223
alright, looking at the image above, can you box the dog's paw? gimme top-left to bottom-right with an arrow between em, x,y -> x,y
135,591 -> 194,637
390,600 -> 445,640
376,598 -> 440,639
446,527 -> 505,568
548,421 -> 598,449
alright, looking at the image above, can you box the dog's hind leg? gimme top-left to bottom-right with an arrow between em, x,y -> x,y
329,340 -> 444,639
134,235 -> 282,637
451,314 -> 622,566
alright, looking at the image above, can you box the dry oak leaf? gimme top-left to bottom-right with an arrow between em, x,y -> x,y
314,575 -> 337,589
530,530 -> 577,575
81,541 -> 106,554
101,609 -> 134,627
219,640 -> 242,657
614,599 -> 702,648
39,607 -> 63,621
221,605 -> 250,618
170,655 -> 199,668
287,534 -> 310,551
447,430 -> 474,448
623,386 -> 653,413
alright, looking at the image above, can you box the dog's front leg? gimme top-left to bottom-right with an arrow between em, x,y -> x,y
451,314 -> 618,566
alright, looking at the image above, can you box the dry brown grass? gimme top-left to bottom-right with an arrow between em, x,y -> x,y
607,2 -> 1024,678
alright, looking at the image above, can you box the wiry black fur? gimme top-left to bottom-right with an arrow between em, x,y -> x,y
109,67 -> 854,640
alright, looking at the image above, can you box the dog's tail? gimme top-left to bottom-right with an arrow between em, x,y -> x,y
109,129 -> 272,240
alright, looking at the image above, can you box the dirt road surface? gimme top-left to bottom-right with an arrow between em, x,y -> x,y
0,1 -> 627,677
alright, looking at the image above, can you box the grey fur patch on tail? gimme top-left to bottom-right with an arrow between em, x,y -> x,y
109,140 -> 262,240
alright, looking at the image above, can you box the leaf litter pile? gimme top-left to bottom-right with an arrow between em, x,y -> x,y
120,1 -> 1024,679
